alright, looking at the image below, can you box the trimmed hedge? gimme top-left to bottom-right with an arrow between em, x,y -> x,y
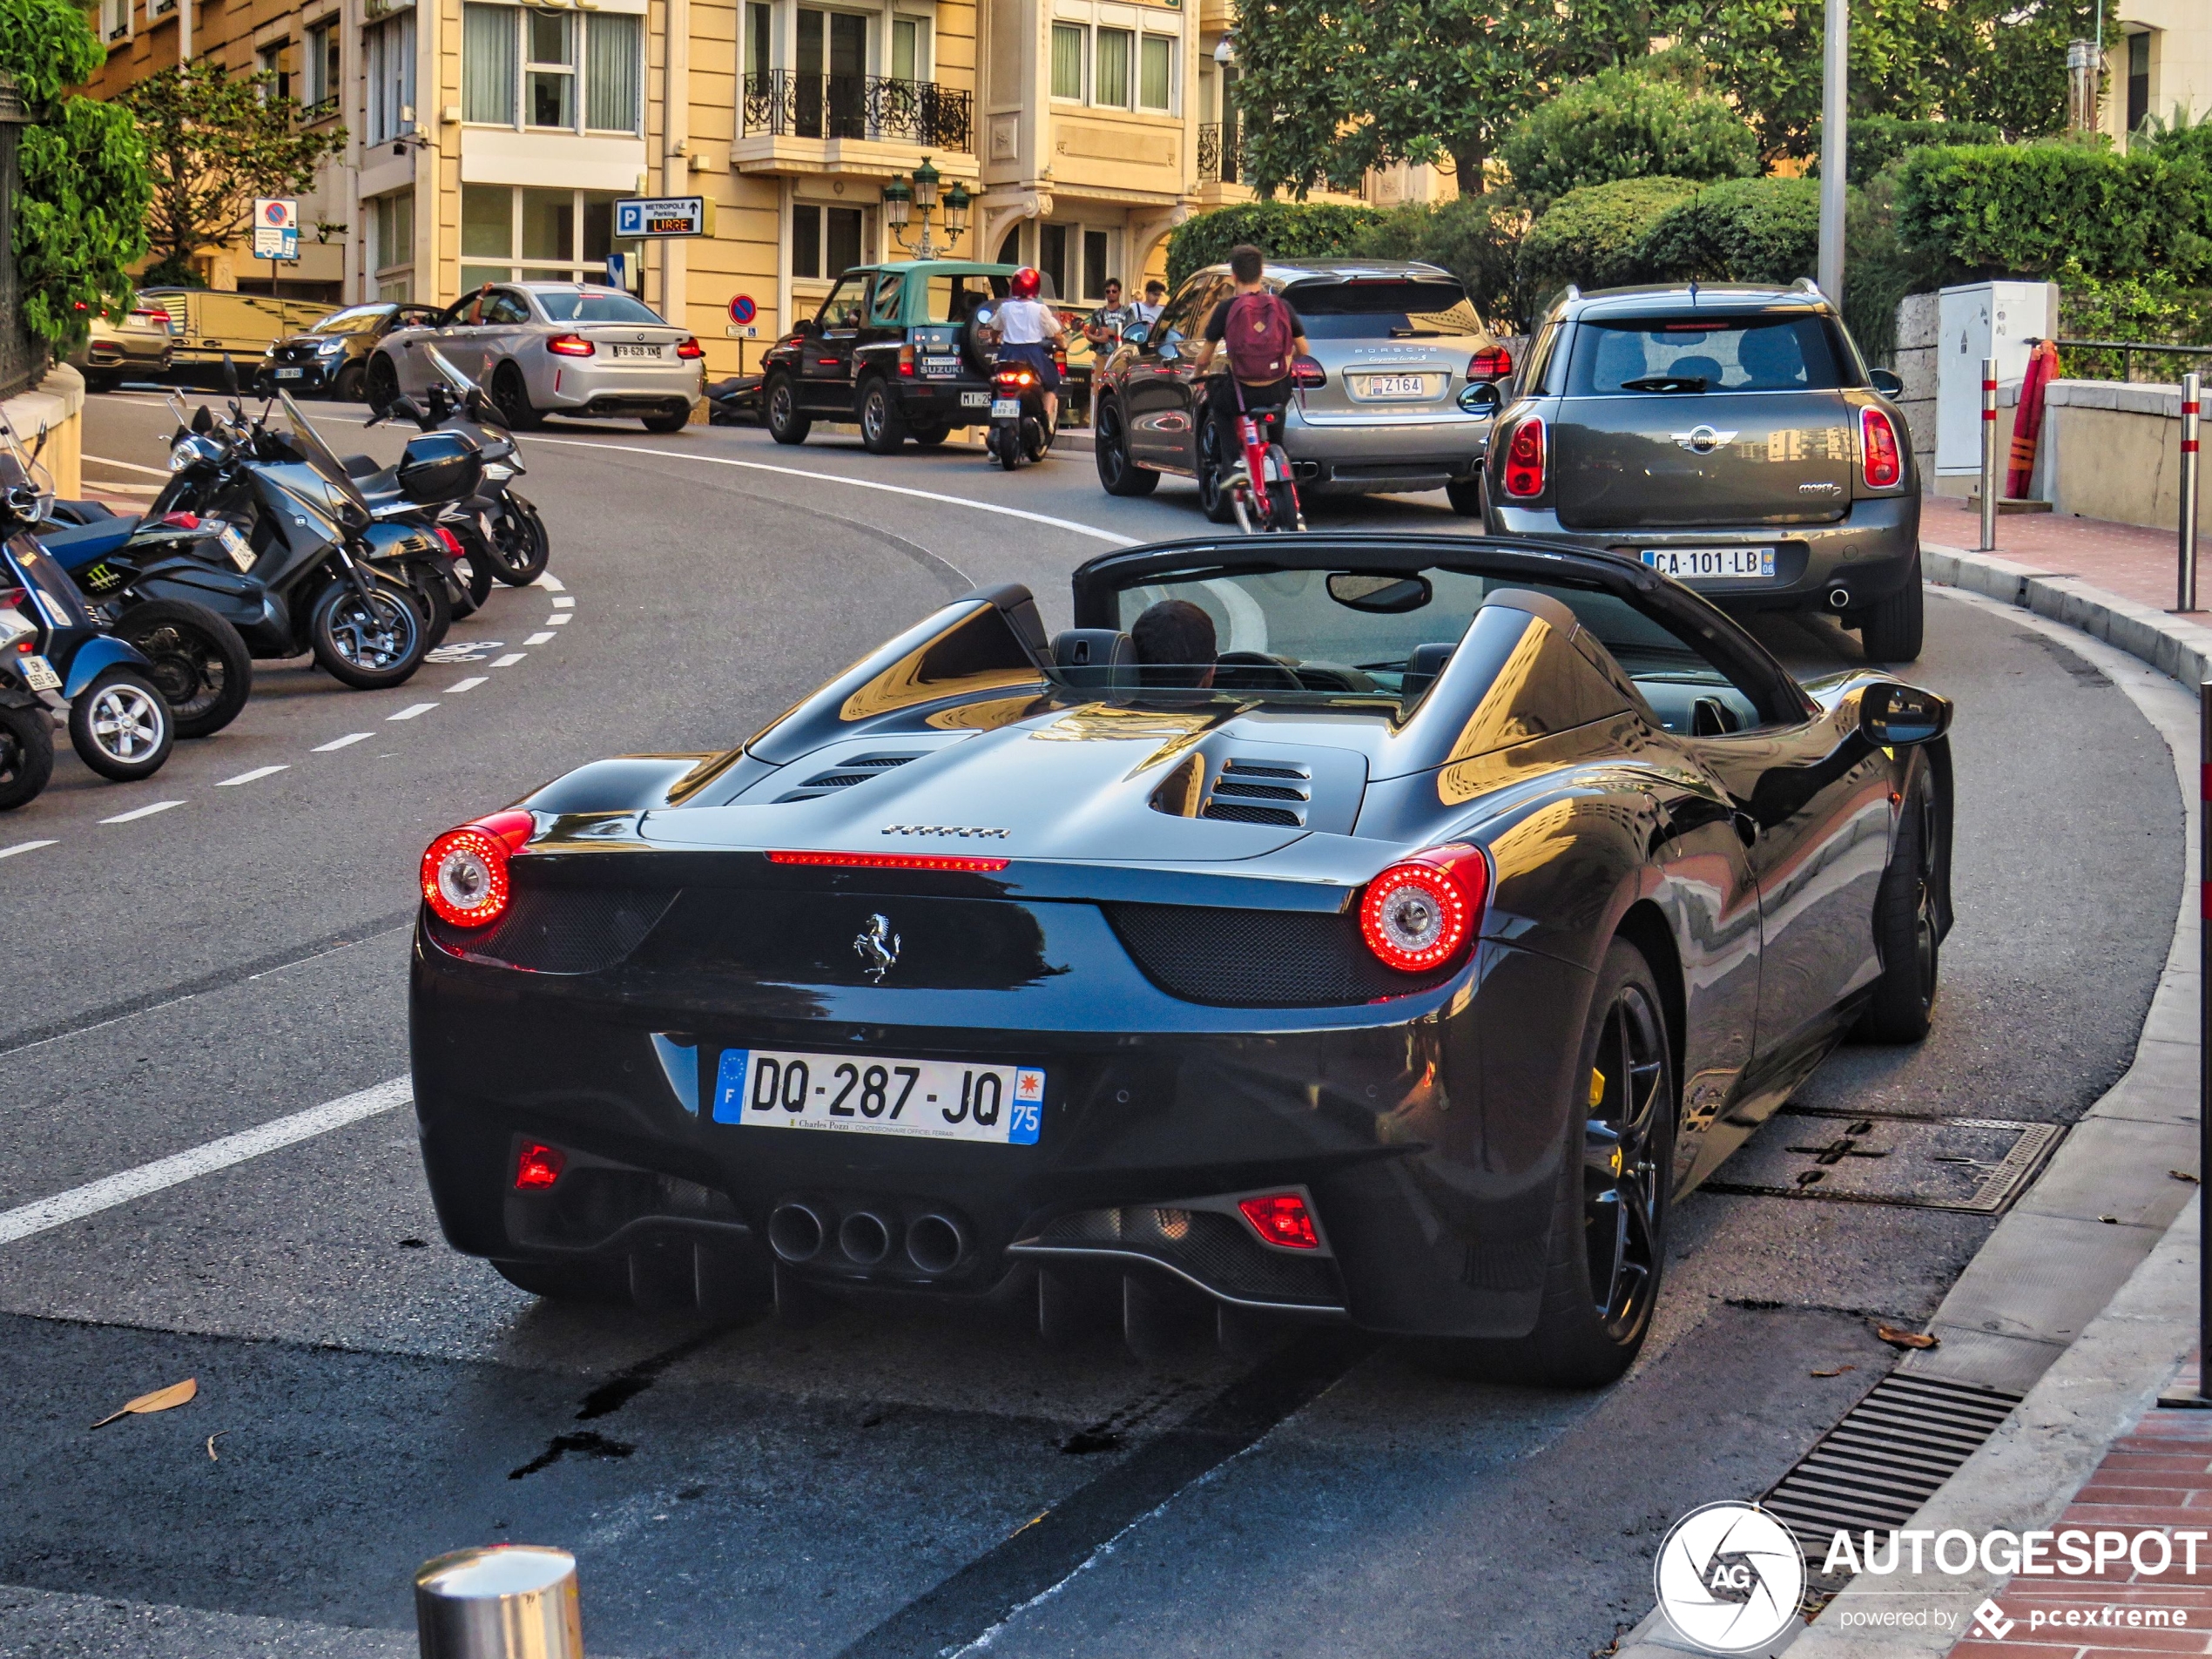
1517,177 -> 1702,303
1498,68 -> 1758,211
1165,201 -> 1384,288
1351,193 -> 1527,331
1895,141 -> 2212,282
1640,177 -> 1823,286
1821,117 -> 2004,186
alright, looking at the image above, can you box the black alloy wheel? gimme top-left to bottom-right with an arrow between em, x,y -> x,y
363,353 -> 400,414
765,375 -> 811,445
1196,421 -> 1238,524
309,577 -> 426,689
641,405 -> 691,434
113,599 -> 253,738
908,422 -> 950,448
1445,475 -> 1483,517
334,359 -> 366,403
481,496 -> 550,586
1581,977 -> 1669,1344
0,702 -> 53,810
859,379 -> 907,454
1856,772 -> 1941,1042
1854,553 -> 1925,663
493,364 -> 543,432
1094,397 -> 1159,496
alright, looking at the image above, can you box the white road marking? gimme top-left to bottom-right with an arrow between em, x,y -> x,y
446,677 -> 487,693
0,1076 -> 412,1248
550,596 -> 575,609
313,732 -> 373,752
527,435 -> 1142,547
525,631 -> 555,645
82,451 -> 174,477
535,574 -> 565,592
544,613 -> 570,625
491,652 -> 526,668
388,703 -> 437,721
0,840 -> 56,860
216,765 -> 289,787
100,800 -> 182,824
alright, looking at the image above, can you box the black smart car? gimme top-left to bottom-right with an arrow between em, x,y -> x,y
260,301 -> 442,402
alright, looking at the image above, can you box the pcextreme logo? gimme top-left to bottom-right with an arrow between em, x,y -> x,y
1653,1502 -> 1806,1654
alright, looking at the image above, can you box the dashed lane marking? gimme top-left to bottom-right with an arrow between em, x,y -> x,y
492,652 -> 526,668
0,1076 -> 412,1248
525,435 -> 1143,547
525,632 -> 555,645
100,800 -> 183,825
446,677 -> 487,693
82,451 -> 174,477
216,765 -> 289,787
544,613 -> 570,625
388,703 -> 437,721
0,840 -> 56,860
536,574 -> 565,592
550,596 -> 575,609
313,732 -> 372,752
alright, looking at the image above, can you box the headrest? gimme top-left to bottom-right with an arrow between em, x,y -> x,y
1050,628 -> 1137,691
1401,642 -> 1457,701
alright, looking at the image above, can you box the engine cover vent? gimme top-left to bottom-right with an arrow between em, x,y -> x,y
1203,758 -> 1312,827
774,751 -> 925,804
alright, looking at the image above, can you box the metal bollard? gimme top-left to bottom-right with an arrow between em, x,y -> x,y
2182,371 -> 2202,613
415,1546 -> 584,1659
1978,356 -> 1999,553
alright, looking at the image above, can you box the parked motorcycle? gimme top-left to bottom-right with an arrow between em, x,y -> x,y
986,359 -> 1055,471
362,347 -> 549,589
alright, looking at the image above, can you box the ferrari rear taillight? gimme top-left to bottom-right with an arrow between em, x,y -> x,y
1501,416 -> 1547,499
1467,345 -> 1514,382
675,336 -> 705,360
1238,1192 -> 1320,1250
1860,406 -> 1902,488
1359,842 -> 1489,974
767,849 -> 1010,873
420,808 -> 536,928
514,1142 -> 565,1190
546,334 -> 594,357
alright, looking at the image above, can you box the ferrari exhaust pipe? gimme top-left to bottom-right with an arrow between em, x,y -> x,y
1827,587 -> 1851,611
838,1210 -> 894,1266
906,1213 -> 966,1275
767,1201 -> 827,1264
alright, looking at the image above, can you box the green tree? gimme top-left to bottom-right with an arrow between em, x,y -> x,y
1497,66 -> 1758,210
1163,199 -> 1383,287
1638,175 -> 1823,283
1231,0 -> 1652,198
1517,175 -> 1703,302
1,0 -> 152,350
1353,192 -> 1532,329
118,64 -> 346,286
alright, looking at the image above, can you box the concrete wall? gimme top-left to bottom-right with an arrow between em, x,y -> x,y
2040,379 -> 2211,535
1893,291 -> 1939,482
1,364 -> 84,498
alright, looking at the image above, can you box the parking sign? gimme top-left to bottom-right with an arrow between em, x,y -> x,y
251,197 -> 298,260
615,197 -> 711,239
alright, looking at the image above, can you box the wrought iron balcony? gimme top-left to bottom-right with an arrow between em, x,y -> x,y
1197,120 -> 1244,185
741,71 -> 971,152
300,95 -> 340,124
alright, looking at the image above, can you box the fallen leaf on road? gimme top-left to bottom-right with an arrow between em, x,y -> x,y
2173,1170 -> 2201,1184
1811,1366 -> 1857,1378
2099,1214 -> 2120,1224
1874,1325 -> 1939,1350
90,1377 -> 197,1429
206,1432 -> 226,1461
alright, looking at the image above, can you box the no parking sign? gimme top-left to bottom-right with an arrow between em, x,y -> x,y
727,293 -> 758,339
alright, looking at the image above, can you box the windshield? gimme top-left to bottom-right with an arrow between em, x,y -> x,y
533,290 -> 665,325
309,305 -> 395,335
1565,315 -> 1847,395
1287,280 -> 1483,341
277,391 -> 369,511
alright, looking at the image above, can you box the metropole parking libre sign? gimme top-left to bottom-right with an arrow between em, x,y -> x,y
615,196 -> 712,238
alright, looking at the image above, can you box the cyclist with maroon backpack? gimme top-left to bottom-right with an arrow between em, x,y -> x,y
1190,244 -> 1312,498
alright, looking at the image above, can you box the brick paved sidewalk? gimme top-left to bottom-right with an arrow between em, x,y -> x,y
1946,1376 -> 2212,1658
1921,496 -> 2199,620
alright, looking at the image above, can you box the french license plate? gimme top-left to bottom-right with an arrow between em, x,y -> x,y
216,522 -> 253,572
1641,546 -> 1777,580
18,654 -> 58,691
1362,374 -> 1427,398
274,367 -> 304,381
990,398 -> 1021,419
921,355 -> 961,379
961,390 -> 991,408
610,344 -> 660,360
712,1049 -> 1043,1146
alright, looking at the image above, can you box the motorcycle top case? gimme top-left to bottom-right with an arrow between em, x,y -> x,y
396,431 -> 483,507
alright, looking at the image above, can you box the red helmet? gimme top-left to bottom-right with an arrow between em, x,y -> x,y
1008,266 -> 1042,300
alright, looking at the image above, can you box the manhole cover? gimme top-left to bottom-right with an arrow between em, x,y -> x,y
1705,1107 -> 2065,1213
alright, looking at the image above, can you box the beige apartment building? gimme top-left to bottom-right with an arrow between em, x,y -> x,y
82,0 -> 1433,377
2100,3 -> 2209,147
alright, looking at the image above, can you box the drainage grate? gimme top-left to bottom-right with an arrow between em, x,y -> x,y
1705,1106 -> 2065,1213
1764,1373 -> 2022,1561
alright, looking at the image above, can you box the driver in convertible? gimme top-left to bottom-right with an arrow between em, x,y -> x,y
1131,598 -> 1217,690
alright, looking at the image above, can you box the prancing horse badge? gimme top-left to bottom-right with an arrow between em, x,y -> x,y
854,914 -> 900,981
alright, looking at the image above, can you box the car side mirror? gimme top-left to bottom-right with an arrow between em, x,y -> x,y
221,354 -> 240,394
1157,335 -> 1180,361
1868,368 -> 1905,397
1458,381 -> 1502,415
1859,681 -> 1951,746
1122,322 -> 1150,347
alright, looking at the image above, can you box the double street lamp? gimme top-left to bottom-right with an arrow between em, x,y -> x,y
883,157 -> 970,260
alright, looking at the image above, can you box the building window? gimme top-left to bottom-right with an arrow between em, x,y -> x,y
462,3 -> 516,123
891,15 -> 930,81
584,14 -> 641,131
526,9 -> 576,128
745,1 -> 771,74
99,0 -> 128,43
1094,27 -> 1130,107
460,183 -> 634,289
1040,221 -> 1116,304
365,12 -> 416,145
2127,31 -> 2152,139
369,190 -> 415,300
792,201 -> 866,281
1050,24 -> 1084,100
304,19 -> 341,118
462,3 -> 640,134
258,40 -> 292,104
1138,35 -> 1170,111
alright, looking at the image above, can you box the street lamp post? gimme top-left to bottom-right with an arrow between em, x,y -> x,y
1817,0 -> 1848,306
884,158 -> 969,260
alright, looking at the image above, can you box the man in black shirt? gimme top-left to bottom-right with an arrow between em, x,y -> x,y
1190,244 -> 1310,490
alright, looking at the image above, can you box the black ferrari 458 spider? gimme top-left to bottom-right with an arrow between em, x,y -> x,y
408,534 -> 1953,1384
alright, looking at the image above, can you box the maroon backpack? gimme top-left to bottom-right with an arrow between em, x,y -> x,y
1222,291 -> 1295,382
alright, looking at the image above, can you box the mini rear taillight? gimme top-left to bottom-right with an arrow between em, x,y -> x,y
1467,345 -> 1514,381
1359,842 -> 1489,974
546,334 -> 594,357
514,1142 -> 565,1190
1860,406 -> 1902,489
1501,415 -> 1547,499
420,809 -> 536,928
675,336 -> 705,360
1238,1192 -> 1320,1251
767,849 -> 1010,873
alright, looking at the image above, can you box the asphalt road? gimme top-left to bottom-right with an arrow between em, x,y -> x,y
0,393 -> 2179,1658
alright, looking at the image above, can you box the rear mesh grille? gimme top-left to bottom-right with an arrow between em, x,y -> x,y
1201,757 -> 1312,827
1762,1373 -> 2022,1559
433,886 -> 678,974
1028,1207 -> 1344,1306
1104,902 -> 1458,1007
1202,802 -> 1303,826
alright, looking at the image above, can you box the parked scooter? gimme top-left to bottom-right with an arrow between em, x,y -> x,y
362,347 -> 549,589
985,358 -> 1055,471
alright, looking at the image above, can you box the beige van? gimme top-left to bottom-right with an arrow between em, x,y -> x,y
137,290 -> 334,371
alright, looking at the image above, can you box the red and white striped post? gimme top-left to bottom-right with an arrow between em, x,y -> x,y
1979,357 -> 2000,553
2200,678 -> 2209,1399
2181,372 -> 2202,613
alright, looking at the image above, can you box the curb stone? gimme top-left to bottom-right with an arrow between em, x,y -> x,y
1613,552 -> 2206,1659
